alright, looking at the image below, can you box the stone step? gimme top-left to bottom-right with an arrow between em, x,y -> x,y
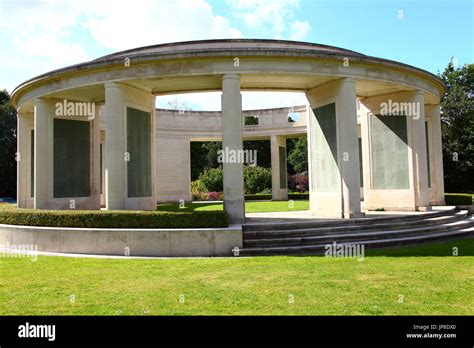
238,226 -> 474,256
242,207 -> 456,232
243,214 -> 474,248
243,210 -> 467,240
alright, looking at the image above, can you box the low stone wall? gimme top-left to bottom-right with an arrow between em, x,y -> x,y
0,224 -> 242,257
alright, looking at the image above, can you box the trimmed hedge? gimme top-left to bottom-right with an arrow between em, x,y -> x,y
245,194 -> 272,201
445,193 -> 473,206
288,193 -> 309,200
244,193 -> 309,201
0,209 -> 228,228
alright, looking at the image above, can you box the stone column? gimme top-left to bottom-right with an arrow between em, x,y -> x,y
426,104 -> 445,205
17,114 -> 31,208
271,135 -> 288,200
306,78 -> 362,218
104,83 -> 126,210
221,74 -> 245,223
91,104 -> 101,209
34,98 -> 54,209
410,91 -> 430,211
360,90 -> 431,211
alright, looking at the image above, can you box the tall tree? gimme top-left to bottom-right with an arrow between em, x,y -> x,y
287,137 -> 308,174
439,62 -> 474,193
0,90 -> 17,198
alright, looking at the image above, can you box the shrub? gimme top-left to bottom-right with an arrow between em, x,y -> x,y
445,193 -> 473,205
191,192 -> 207,201
288,173 -> 309,193
206,191 -> 221,201
198,167 -> 223,192
191,179 -> 207,193
245,194 -> 272,201
288,193 -> 309,200
244,166 -> 272,194
0,209 -> 228,228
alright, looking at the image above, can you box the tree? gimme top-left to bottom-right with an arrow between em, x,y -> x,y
0,89 -> 17,198
166,97 -> 192,111
439,62 -> 474,193
287,137 -> 308,174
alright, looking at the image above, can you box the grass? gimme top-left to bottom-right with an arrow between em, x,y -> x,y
1,238 -> 473,315
157,200 -> 310,213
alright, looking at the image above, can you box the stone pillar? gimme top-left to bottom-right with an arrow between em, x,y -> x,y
426,105 -> 445,205
104,83 -> 126,210
306,78 -> 362,218
271,135 -> 288,200
33,98 -> 54,209
221,74 -> 245,223
17,114 -> 32,208
360,90 -> 431,211
410,91 -> 430,211
91,104 -> 101,209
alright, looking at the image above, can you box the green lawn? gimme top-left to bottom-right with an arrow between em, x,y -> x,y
1,238 -> 473,315
157,200 -> 309,213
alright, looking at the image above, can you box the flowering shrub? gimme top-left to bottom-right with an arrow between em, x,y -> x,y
207,191 -> 221,201
288,173 -> 309,193
191,192 -> 207,201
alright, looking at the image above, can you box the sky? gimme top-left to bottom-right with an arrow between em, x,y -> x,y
0,0 -> 472,110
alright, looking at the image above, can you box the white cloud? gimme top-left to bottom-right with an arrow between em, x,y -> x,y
226,0 -> 310,40
290,20 -> 310,40
0,0 -> 242,90
81,0 -> 242,51
0,0 -> 310,94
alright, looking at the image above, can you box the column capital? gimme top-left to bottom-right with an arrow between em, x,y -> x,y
341,77 -> 356,84
104,81 -> 124,89
222,73 -> 240,80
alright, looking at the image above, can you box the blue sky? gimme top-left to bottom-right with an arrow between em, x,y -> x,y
0,0 -> 472,110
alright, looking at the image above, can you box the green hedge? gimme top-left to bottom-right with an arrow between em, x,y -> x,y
0,209 -> 228,228
245,194 -> 272,201
288,193 -> 309,200
244,193 -> 309,201
445,193 -> 473,206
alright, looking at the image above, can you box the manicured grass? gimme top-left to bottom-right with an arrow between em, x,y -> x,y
1,238 -> 473,315
157,200 -> 309,213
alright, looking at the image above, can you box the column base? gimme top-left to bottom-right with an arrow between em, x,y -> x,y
343,212 -> 366,219
416,206 -> 432,212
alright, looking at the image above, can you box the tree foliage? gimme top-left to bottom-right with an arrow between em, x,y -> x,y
0,90 -> 17,198
439,62 -> 474,193
287,137 -> 308,174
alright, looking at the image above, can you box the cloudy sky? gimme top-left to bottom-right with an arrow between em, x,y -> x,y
0,0 -> 472,110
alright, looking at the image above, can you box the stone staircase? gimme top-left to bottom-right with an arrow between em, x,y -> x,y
239,207 -> 474,256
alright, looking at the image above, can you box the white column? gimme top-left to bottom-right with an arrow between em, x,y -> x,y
34,99 -> 53,209
306,77 -> 362,218
221,74 -> 245,223
410,91 -> 430,211
427,105 -> 445,205
104,83 -> 126,210
17,114 -> 30,208
271,135 -> 288,200
91,104 -> 101,209
339,78 -> 362,218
